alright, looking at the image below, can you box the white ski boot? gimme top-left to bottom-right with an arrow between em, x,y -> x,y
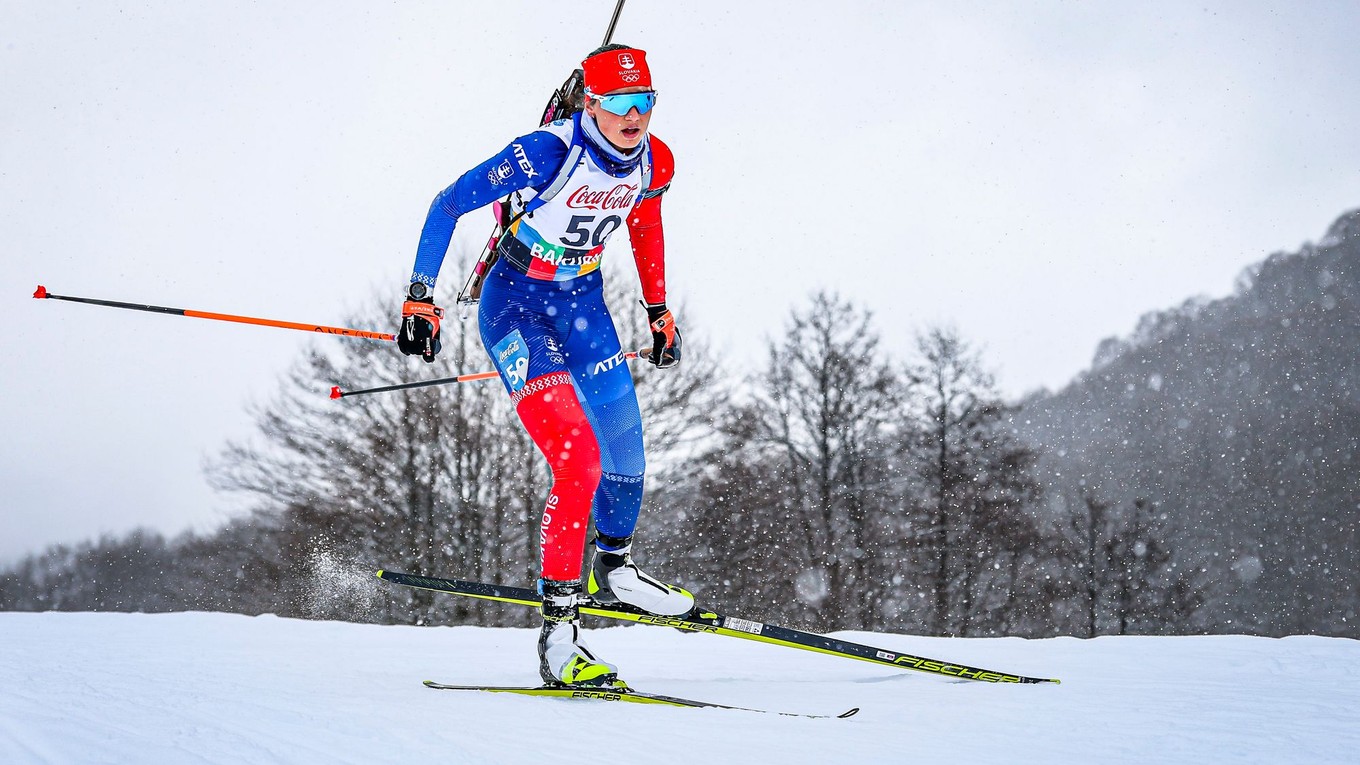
587,537 -> 695,616
538,579 -> 620,687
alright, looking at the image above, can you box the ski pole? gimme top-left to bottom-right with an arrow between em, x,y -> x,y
330,347 -> 651,399
33,285 -> 396,342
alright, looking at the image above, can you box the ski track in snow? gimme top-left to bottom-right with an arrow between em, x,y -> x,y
1,611 -> 1357,764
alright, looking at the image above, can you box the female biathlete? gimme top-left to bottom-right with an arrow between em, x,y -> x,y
396,44 -> 692,688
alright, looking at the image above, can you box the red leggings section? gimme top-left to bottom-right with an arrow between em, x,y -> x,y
515,373 -> 602,582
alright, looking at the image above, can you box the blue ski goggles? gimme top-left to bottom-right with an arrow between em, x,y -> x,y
587,89 -> 658,116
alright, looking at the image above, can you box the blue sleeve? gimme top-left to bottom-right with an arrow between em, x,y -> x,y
410,130 -> 569,287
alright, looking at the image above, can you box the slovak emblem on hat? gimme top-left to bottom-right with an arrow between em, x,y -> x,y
619,53 -> 636,69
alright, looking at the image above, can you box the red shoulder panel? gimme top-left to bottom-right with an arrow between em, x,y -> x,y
647,135 -> 674,191
626,134 -> 673,305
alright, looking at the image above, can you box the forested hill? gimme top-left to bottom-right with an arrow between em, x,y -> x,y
1018,209 -> 1360,636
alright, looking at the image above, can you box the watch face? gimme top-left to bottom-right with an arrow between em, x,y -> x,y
408,283 -> 429,300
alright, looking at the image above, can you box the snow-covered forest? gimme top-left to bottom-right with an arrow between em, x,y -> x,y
4,209 -> 1357,640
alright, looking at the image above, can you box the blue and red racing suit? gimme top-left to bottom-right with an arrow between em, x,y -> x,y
409,111 -> 674,582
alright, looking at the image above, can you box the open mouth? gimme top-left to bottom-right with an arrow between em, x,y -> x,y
621,126 -> 642,139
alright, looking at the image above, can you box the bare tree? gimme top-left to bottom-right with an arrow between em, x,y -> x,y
1056,492 -> 1206,636
903,327 -> 1042,636
676,292 -> 905,630
208,293 -> 547,626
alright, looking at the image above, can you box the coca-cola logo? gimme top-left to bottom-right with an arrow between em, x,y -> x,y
566,183 -> 639,210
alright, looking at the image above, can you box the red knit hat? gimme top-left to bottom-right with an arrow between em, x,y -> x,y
582,47 -> 651,94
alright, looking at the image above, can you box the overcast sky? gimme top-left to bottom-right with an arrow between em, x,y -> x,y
3,1 -> 1358,563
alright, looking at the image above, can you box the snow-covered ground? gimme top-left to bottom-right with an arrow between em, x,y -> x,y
2,611 -> 1357,764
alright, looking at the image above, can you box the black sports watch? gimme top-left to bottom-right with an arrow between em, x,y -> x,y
407,282 -> 431,301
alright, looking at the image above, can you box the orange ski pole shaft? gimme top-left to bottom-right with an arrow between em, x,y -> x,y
330,348 -> 651,399
33,285 -> 395,342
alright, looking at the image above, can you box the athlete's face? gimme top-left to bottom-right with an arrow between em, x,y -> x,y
585,86 -> 653,151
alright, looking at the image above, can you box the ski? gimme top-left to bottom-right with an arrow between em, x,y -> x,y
378,570 -> 1060,685
422,681 -> 858,719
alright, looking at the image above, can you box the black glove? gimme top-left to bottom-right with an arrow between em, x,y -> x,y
644,302 -> 681,369
398,283 -> 443,363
